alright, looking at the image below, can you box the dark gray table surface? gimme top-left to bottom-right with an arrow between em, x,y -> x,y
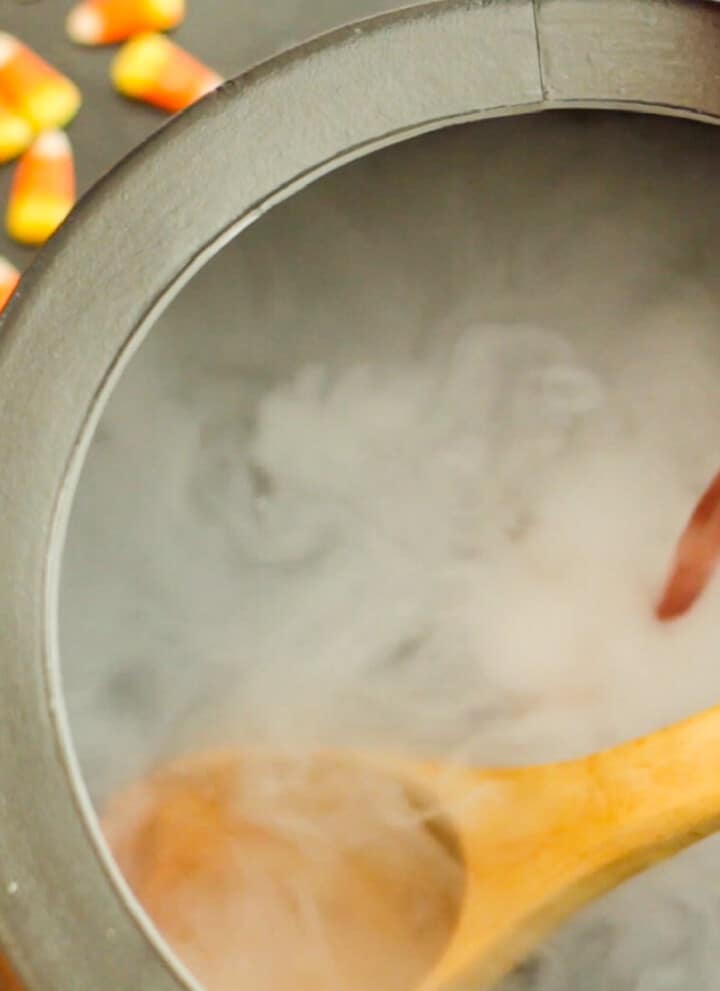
0,0 -> 393,271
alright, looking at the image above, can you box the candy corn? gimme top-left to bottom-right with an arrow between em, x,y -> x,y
67,0 -> 185,45
0,951 -> 24,991
0,33 -> 81,131
0,256 -> 20,312
6,131 -> 76,246
112,33 -> 222,114
0,97 -> 32,163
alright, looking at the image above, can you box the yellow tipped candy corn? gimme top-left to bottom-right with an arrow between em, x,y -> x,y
112,33 -> 222,113
0,257 -> 20,313
6,131 -> 76,246
0,949 -> 25,991
67,0 -> 185,45
0,97 -> 32,162
0,33 -> 81,131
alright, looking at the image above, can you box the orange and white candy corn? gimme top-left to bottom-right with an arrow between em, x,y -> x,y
0,951 -> 24,991
112,33 -> 222,114
0,96 -> 32,162
0,256 -> 20,313
67,0 -> 185,46
6,131 -> 76,246
0,33 -> 81,131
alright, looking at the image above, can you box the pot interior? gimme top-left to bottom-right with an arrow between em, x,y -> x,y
59,108 -> 720,991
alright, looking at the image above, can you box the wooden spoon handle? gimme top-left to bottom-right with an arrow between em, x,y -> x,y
419,703 -> 720,991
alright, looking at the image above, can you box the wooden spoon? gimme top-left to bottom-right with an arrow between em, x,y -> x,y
94,704 -> 720,991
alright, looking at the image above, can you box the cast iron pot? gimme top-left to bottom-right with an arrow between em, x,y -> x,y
2,0 -> 720,987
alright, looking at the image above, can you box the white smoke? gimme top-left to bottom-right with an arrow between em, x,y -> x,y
60,110 -> 720,989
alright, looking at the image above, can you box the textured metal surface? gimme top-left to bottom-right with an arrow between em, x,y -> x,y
0,0 -> 719,988
537,0 -> 720,118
